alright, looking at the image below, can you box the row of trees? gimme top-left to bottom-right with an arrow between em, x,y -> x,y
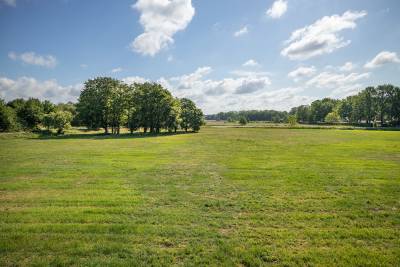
77,78 -> 204,134
0,98 -> 77,133
290,84 -> 400,126
205,84 -> 399,127
205,110 -> 288,123
0,77 -> 204,134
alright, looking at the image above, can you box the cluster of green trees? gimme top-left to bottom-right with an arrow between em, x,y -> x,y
206,110 -> 288,122
1,77 -> 204,134
0,98 -> 77,133
77,77 -> 204,134
290,84 -> 400,126
205,84 -> 399,127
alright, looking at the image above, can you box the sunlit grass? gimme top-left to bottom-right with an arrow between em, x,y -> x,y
0,127 -> 399,266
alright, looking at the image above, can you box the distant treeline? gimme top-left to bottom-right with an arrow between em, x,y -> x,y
206,84 -> 400,126
0,77 -> 204,134
206,110 -> 288,123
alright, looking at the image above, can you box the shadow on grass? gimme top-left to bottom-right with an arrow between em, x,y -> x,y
35,131 -> 195,140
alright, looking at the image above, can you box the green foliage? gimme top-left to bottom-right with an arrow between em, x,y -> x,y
16,98 -> 44,130
130,82 -> 177,133
290,105 -> 310,123
287,114 -> 297,126
289,85 -> 400,126
0,99 -> 20,132
207,110 -> 287,122
76,79 -> 203,134
324,111 -> 340,123
77,77 -> 121,133
42,100 -> 56,114
180,98 -> 204,132
310,98 -> 338,122
42,113 -> 54,130
52,111 -> 73,134
57,102 -> 80,126
42,111 -> 73,134
238,116 -> 247,125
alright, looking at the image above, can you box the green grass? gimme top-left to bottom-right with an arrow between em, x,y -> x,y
0,127 -> 399,266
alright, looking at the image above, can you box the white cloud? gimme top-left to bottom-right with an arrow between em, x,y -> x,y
266,0 -> 287,19
167,55 -> 174,62
1,66 -> 316,114
339,61 -> 355,72
364,51 -> 400,69
306,71 -> 370,88
233,26 -> 248,37
121,76 -> 148,85
8,51 -> 57,68
281,10 -> 367,60
80,64 -> 88,69
230,70 -> 270,77
242,59 -> 260,67
1,0 -> 16,7
288,66 -> 316,81
305,71 -> 369,98
111,67 -> 123,73
0,76 -> 81,103
131,0 -> 195,56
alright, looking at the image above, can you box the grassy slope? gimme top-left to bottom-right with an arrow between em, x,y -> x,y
0,127 -> 399,266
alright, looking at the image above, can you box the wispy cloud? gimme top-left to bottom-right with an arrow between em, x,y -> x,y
234,26 -> 248,37
8,51 -> 57,68
364,51 -> 400,69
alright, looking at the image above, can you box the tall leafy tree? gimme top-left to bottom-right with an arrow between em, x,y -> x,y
131,82 -> 176,133
77,77 -> 120,133
310,98 -> 338,122
180,98 -> 204,132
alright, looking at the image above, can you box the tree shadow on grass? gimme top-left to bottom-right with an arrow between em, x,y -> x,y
34,131 -> 195,140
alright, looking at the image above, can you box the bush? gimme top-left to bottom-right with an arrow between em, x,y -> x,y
42,111 -> 73,134
287,115 -> 297,126
325,111 -> 340,123
0,100 -> 20,132
239,116 -> 248,125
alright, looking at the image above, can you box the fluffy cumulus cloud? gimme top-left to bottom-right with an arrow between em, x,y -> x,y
8,51 -> 57,68
288,66 -> 316,81
1,0 -> 16,7
131,0 -> 195,56
233,26 -> 248,37
364,51 -> 400,69
281,10 -> 367,60
266,0 -> 287,19
0,77 -> 82,103
121,76 -> 149,85
242,59 -> 260,67
143,66 -> 311,113
306,71 -> 370,97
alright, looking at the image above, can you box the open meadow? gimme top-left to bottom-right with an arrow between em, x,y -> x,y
0,126 -> 399,266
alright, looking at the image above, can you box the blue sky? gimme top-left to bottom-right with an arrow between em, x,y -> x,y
1,0 -> 400,113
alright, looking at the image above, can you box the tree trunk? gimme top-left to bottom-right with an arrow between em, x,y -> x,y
144,127 -> 147,133
104,126 -> 108,134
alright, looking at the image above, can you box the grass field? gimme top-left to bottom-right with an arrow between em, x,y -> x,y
0,127 -> 399,266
